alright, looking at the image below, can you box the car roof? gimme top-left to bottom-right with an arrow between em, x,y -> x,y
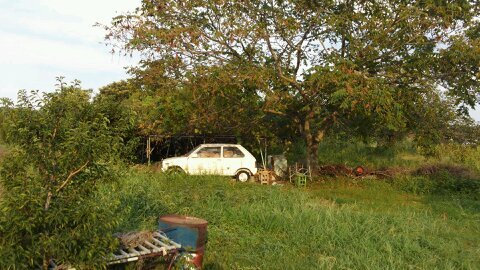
198,143 -> 242,147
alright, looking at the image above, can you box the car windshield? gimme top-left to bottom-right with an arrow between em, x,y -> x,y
184,145 -> 202,157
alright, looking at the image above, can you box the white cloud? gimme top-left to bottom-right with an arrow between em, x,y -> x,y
0,0 -> 140,99
0,30 -> 133,71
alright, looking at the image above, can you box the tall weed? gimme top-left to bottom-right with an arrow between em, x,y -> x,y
434,144 -> 480,173
395,170 -> 479,198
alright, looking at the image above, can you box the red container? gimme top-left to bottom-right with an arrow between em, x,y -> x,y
159,215 -> 208,268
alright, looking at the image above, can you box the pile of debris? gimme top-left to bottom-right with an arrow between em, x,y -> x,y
317,164 -> 408,179
115,231 -> 155,249
317,164 -> 355,177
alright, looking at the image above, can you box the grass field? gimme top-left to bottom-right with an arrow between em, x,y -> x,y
1,140 -> 478,269
101,169 -> 480,269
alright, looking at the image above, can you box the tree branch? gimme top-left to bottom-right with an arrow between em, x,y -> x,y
44,191 -> 52,211
56,161 -> 90,193
264,109 -> 287,116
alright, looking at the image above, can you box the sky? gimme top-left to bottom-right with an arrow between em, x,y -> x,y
0,0 -> 479,121
0,0 -> 139,99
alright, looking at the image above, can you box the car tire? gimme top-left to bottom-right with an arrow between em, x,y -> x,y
166,166 -> 185,174
235,170 -> 250,182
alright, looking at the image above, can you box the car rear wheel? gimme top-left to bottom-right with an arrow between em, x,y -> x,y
235,170 -> 250,182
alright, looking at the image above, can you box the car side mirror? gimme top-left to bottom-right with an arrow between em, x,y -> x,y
190,153 -> 198,158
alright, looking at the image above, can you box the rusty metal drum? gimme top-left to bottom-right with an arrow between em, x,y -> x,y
158,215 -> 208,268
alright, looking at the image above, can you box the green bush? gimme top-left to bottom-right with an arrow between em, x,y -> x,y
316,138 -> 421,169
434,144 -> 480,173
0,84 -> 122,269
394,169 -> 479,197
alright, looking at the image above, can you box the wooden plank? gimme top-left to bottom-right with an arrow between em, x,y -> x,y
137,244 -> 150,254
144,240 -> 162,252
151,237 -> 170,248
128,247 -> 141,256
156,234 -> 182,248
113,249 -> 130,260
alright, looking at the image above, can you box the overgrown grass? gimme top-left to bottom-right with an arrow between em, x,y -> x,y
316,139 -> 424,169
434,144 -> 480,173
313,139 -> 480,174
100,170 -> 480,269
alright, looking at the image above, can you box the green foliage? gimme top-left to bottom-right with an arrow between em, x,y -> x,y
101,170 -> 480,269
443,118 -> 480,146
94,81 -> 140,162
0,81 -> 122,269
437,32 -> 480,110
434,144 -> 480,172
314,137 -> 422,169
301,137 -> 480,173
0,97 -> 14,144
394,172 -> 479,197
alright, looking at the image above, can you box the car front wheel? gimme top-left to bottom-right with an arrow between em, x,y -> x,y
166,166 -> 185,174
235,171 -> 250,182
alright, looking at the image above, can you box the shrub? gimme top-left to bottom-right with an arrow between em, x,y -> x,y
395,165 -> 480,196
434,144 -> 480,173
0,83 -> 122,269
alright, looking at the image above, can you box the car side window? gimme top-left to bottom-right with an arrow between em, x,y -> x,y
223,146 -> 245,158
195,147 -> 221,158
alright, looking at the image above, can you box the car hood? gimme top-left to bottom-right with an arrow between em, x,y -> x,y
162,157 -> 187,164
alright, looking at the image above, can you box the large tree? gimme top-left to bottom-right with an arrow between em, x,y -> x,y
102,0 -> 480,171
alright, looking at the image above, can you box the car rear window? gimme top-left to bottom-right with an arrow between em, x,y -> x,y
223,147 -> 245,158
196,147 -> 221,158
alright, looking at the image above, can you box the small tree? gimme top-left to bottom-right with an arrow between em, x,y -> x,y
0,80 -> 121,269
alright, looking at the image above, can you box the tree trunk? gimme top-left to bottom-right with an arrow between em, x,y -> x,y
302,114 -> 325,175
43,255 -> 49,270
306,137 -> 320,174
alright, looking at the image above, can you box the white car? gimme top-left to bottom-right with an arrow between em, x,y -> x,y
161,144 -> 257,182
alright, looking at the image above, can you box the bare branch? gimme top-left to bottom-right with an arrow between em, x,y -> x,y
264,109 -> 287,116
44,192 -> 52,211
56,161 -> 90,193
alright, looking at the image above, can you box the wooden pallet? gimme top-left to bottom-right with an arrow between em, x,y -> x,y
107,231 -> 182,265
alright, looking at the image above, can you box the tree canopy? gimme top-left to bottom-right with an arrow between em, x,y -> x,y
102,0 -> 480,169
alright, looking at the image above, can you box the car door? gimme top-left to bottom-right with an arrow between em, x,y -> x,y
221,146 -> 245,176
187,146 -> 222,174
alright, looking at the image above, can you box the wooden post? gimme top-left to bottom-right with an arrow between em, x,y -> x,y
147,136 -> 151,166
